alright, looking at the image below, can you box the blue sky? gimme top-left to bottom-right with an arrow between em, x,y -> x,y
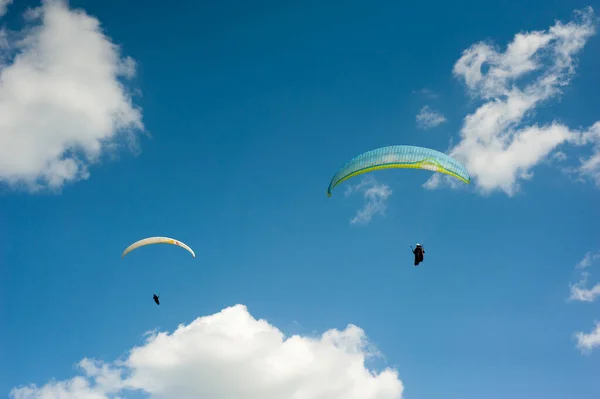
1,0 -> 600,398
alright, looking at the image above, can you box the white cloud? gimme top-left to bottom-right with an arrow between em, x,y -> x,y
567,250 -> 600,353
425,7 -> 600,196
412,88 -> 439,99
416,106 -> 447,130
569,272 -> 600,302
576,250 -> 600,269
0,0 -> 143,193
577,122 -> 600,186
552,151 -> 567,161
10,304 -> 404,399
0,0 -> 12,17
345,176 -> 392,225
575,322 -> 600,353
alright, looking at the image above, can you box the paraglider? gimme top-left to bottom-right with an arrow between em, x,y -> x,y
122,236 -> 195,305
326,145 -> 469,268
411,244 -> 425,266
326,145 -> 470,197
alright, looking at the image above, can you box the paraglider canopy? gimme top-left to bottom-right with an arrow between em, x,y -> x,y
121,236 -> 196,258
326,145 -> 470,197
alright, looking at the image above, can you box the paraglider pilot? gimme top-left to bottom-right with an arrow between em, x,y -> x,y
412,244 -> 425,266
153,294 -> 160,305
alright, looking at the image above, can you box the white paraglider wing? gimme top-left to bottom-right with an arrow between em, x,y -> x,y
121,236 -> 196,258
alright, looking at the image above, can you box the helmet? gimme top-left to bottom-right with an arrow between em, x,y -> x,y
416,243 -> 421,246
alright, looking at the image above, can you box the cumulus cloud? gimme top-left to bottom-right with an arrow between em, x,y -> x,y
553,151 -> 568,161
576,250 -> 600,269
568,251 -> 600,353
0,0 -> 143,192
577,122 -> 600,186
344,176 -> 392,225
425,7 -> 600,196
10,304 -> 404,399
569,272 -> 600,302
416,106 -> 447,130
412,88 -> 439,99
0,0 -> 12,17
575,322 -> 600,353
